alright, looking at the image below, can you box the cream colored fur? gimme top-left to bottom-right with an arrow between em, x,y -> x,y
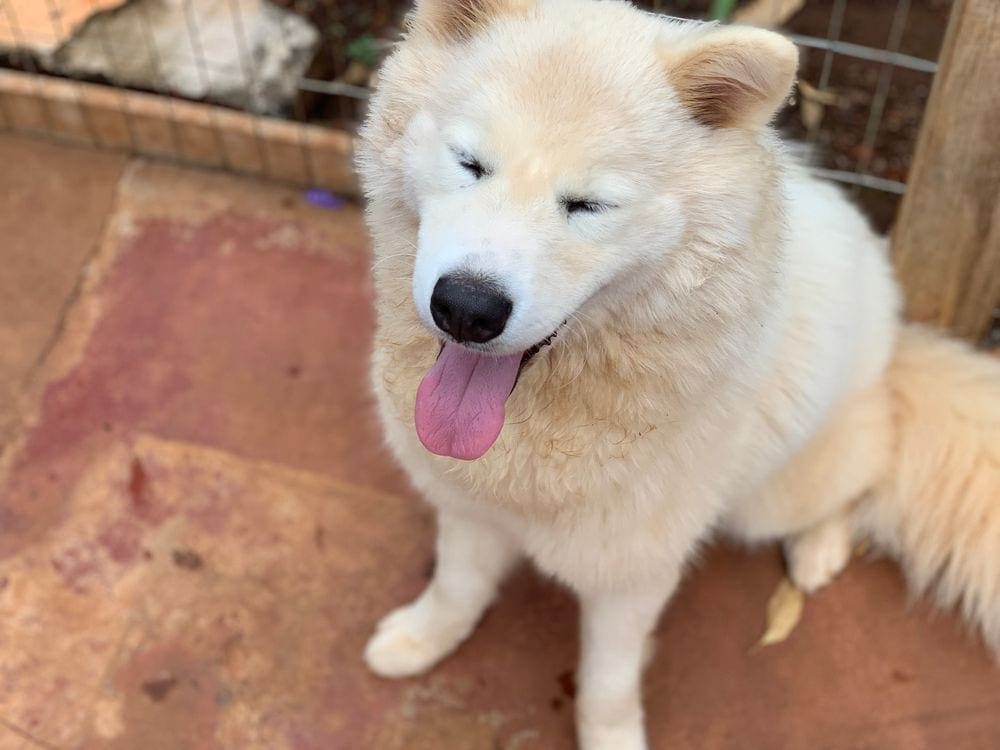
356,2 -> 1000,748
858,326 -> 1000,654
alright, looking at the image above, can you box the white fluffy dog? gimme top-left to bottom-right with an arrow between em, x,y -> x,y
355,2 -> 1000,748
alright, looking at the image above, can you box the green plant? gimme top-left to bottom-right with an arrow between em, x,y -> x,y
708,0 -> 737,20
344,33 -> 379,68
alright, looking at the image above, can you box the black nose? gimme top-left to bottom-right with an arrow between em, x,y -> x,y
430,274 -> 513,344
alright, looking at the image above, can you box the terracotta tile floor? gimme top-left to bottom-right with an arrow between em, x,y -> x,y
0,133 -> 998,750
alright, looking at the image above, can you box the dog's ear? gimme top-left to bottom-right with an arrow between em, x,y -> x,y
660,26 -> 798,129
409,0 -> 534,42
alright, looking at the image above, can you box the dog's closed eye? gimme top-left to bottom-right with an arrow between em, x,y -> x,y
451,147 -> 490,180
561,197 -> 613,216
460,158 -> 487,180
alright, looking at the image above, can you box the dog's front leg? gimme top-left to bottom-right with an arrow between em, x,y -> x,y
365,508 -> 520,678
576,578 -> 678,750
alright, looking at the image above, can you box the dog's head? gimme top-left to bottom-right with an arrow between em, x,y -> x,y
362,0 -> 798,459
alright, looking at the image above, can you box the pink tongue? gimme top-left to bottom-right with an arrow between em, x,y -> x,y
415,342 -> 524,460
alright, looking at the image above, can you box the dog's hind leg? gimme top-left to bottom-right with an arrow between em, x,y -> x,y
783,508 -> 854,593
726,382 -> 892,544
725,383 -> 893,594
364,508 -> 520,678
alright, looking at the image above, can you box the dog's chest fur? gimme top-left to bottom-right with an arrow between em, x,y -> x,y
369,244 -> 783,522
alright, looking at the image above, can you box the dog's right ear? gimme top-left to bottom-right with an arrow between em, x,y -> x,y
409,0 -> 534,42
660,26 -> 799,129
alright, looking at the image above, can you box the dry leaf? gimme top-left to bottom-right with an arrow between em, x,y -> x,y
798,80 -> 841,107
755,577 -> 805,649
797,80 -> 842,132
733,0 -> 806,27
853,537 -> 872,558
800,98 -> 825,131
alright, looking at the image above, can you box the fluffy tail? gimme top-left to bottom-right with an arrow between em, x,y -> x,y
860,324 -> 1000,657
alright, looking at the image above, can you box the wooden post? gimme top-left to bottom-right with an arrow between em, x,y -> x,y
892,0 -> 1000,342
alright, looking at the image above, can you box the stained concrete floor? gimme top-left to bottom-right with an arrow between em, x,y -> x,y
0,133 -> 998,750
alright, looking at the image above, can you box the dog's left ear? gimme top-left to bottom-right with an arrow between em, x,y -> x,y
660,26 -> 798,129
410,0 -> 535,42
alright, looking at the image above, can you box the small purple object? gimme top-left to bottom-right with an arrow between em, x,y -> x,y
304,188 -> 346,210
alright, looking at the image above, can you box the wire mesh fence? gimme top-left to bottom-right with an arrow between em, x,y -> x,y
0,0 -> 949,229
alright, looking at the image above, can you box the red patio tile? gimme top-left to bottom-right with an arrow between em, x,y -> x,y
0,141 -> 997,750
0,134 -> 127,447
1,161 -> 410,561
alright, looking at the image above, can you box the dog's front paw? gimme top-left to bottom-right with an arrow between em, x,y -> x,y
578,720 -> 647,750
363,601 -> 468,678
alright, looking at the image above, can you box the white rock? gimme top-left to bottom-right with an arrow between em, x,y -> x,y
51,0 -> 318,114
